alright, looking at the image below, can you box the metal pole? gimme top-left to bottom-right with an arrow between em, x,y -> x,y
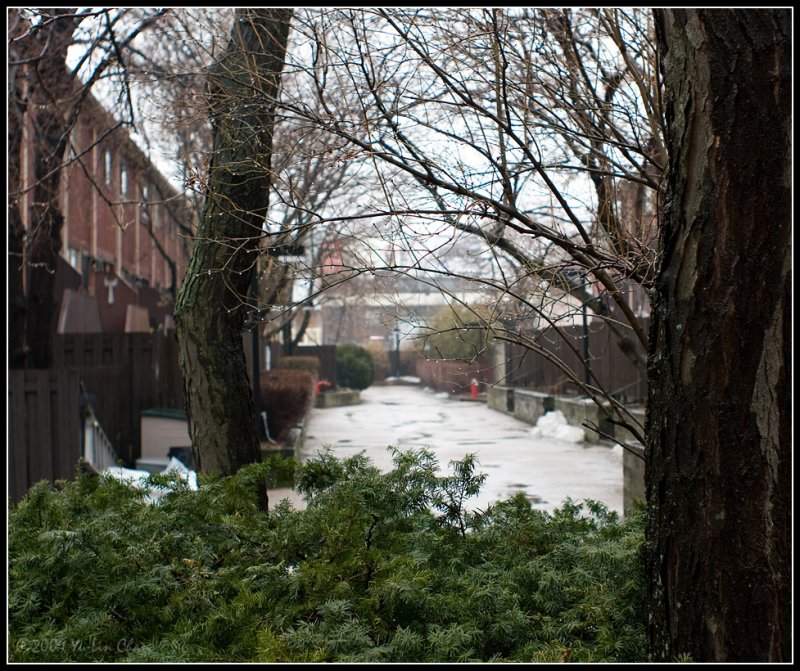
250,271 -> 264,440
394,328 -> 400,377
284,319 -> 293,356
582,301 -> 590,388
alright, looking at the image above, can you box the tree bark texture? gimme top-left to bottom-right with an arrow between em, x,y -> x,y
646,9 -> 790,662
175,9 -> 292,476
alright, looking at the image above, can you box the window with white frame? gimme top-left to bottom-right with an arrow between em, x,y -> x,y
141,183 -> 151,227
104,149 -> 113,186
66,247 -> 80,272
120,159 -> 129,196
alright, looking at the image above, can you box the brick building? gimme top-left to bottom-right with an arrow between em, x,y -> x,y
18,87 -> 196,333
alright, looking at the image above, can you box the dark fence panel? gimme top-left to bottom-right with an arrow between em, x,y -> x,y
78,366 -> 132,463
296,345 -> 337,385
52,331 -> 184,465
504,319 -> 648,404
8,369 -> 82,503
270,343 -> 337,386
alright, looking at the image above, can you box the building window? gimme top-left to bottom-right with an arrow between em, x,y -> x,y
104,149 -> 113,186
66,130 -> 78,161
120,160 -> 129,196
66,246 -> 80,272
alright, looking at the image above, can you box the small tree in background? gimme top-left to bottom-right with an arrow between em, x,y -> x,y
275,355 -> 321,377
419,304 -> 492,362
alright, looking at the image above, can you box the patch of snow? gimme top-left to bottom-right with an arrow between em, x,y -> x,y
162,456 -> 198,490
386,375 -> 421,384
530,410 -> 585,444
103,466 -> 152,489
103,457 -> 197,504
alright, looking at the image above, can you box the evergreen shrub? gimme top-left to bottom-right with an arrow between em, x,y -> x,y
9,448 -> 646,663
261,453 -> 297,488
260,369 -> 315,440
336,344 -> 375,390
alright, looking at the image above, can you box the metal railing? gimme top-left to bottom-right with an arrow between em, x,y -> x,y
82,406 -> 121,473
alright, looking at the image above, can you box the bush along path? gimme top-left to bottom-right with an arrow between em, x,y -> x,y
8,448 -> 646,663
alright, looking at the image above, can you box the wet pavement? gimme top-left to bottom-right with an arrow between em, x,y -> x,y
272,384 -> 623,516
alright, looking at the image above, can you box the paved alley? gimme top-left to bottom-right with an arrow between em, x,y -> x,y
285,384 -> 624,516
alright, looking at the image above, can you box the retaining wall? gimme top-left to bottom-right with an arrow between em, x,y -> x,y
316,390 -> 362,408
610,406 -> 646,445
487,385 -> 511,413
487,385 -> 646,516
513,389 -> 554,425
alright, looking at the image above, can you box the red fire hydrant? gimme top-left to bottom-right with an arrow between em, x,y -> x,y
470,378 -> 478,399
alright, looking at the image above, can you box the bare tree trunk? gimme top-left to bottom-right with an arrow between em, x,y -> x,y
26,107 -> 70,368
8,10 -> 27,368
646,9 -> 791,662
14,9 -> 79,368
175,9 -> 292,477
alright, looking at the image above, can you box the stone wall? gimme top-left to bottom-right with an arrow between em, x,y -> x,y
610,406 -> 646,445
513,389 -> 554,425
487,385 -> 513,413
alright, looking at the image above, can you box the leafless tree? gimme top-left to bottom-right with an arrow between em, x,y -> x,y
174,8 -> 293,479
272,7 -> 665,445
647,9 -> 790,661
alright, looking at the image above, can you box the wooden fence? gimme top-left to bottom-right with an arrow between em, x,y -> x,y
9,332 -> 185,501
8,369 -> 82,503
501,320 -> 648,404
52,331 -> 185,466
415,357 -> 494,394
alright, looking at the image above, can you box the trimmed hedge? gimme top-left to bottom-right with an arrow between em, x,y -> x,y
260,369 -> 315,441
